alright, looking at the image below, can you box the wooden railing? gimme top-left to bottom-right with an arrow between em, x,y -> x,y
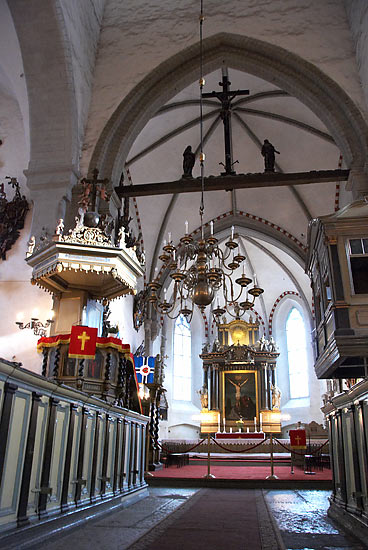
0,358 -> 148,532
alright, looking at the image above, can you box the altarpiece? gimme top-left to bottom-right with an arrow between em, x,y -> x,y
200,318 -> 280,431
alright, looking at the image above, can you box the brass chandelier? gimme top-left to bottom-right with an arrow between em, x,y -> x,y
147,1 -> 264,322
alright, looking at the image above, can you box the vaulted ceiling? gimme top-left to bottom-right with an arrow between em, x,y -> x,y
126,67 -> 348,326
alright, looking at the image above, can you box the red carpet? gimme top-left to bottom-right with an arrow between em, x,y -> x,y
128,489 -> 274,550
150,464 -> 332,480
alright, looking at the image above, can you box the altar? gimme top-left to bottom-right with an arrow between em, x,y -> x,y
199,318 -> 281,436
215,432 -> 265,440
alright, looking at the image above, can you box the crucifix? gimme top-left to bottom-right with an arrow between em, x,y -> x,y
80,168 -> 109,213
202,74 -> 249,175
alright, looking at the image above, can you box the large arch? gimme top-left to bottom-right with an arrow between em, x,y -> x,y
89,32 -> 368,182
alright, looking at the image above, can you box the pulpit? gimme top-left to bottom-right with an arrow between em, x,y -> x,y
200,318 -> 281,435
37,334 -> 142,413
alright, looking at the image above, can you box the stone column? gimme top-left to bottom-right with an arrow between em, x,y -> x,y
25,167 -> 78,240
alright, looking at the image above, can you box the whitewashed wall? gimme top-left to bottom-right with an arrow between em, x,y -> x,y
82,0 -> 367,174
273,296 -> 326,427
344,0 -> 368,112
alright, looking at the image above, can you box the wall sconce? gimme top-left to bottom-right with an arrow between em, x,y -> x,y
15,309 -> 54,337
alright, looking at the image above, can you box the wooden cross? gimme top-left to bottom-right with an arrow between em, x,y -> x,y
202,75 -> 249,175
81,168 -> 109,212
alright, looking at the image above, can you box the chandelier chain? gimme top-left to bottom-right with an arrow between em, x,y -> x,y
199,0 -> 205,229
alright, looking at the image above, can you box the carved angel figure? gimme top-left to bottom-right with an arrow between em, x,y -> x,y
197,386 -> 208,409
271,384 -> 281,410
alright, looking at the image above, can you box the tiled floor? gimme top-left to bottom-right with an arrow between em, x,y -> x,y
264,489 -> 367,549
3,488 -> 367,550
26,488 -> 199,550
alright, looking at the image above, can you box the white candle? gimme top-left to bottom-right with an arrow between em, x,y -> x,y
247,427 -> 249,433
173,249 -> 176,261
185,220 -> 188,234
223,418 -> 226,432
254,273 -> 257,286
168,232 -> 171,243
218,414 -> 220,433
231,225 -> 234,240
163,239 -> 167,247
230,427 -> 232,433
210,220 -> 214,235
254,416 -> 257,432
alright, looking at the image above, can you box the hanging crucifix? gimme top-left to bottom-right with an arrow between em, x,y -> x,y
202,73 -> 249,175
79,168 -> 109,214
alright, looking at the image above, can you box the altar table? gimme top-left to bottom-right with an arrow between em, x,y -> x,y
215,432 -> 265,440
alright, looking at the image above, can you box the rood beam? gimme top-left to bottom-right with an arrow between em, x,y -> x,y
115,169 -> 349,198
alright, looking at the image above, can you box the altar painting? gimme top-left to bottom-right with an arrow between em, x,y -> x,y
223,371 -> 257,420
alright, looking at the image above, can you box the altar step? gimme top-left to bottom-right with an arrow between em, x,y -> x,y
189,456 -> 291,467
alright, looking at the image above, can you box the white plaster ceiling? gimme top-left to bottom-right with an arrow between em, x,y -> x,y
126,68 -> 344,326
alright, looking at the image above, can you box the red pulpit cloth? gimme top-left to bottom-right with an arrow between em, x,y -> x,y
69,326 -> 98,359
289,429 -> 307,449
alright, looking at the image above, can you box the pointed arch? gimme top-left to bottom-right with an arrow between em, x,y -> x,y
90,32 -> 368,182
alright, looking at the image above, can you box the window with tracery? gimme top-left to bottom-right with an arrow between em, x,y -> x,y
173,315 -> 192,401
286,307 -> 309,399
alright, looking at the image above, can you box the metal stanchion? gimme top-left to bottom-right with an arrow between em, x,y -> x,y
203,433 -> 215,479
266,433 -> 279,480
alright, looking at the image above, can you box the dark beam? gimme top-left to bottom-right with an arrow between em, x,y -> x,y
115,169 -> 350,198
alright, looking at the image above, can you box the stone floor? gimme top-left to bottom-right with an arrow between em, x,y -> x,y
3,488 -> 367,550
264,489 -> 367,550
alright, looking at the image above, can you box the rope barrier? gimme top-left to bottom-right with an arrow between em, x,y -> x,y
155,438 -> 206,454
274,438 -> 329,456
210,436 -> 270,453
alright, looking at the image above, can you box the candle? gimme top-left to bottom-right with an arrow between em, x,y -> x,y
210,220 -> 214,235
168,232 -> 171,243
247,427 -> 249,433
254,273 -> 257,286
223,418 -> 226,432
173,249 -> 176,261
185,220 -> 188,234
163,239 -> 167,247
230,427 -> 232,434
218,416 -> 220,433
231,225 -> 234,240
254,416 -> 257,432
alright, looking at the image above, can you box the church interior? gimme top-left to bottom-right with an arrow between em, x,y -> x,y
1,1 -> 368,548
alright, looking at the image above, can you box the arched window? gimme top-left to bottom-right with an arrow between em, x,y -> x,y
286,307 -> 309,399
173,315 -> 191,401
